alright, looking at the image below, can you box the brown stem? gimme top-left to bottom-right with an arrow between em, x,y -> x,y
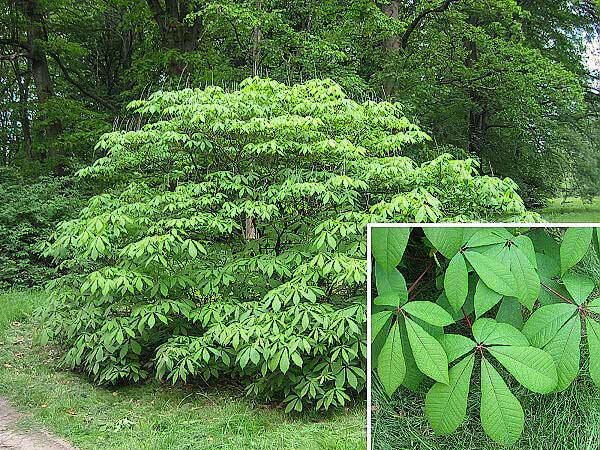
541,281 -> 574,304
462,306 -> 473,329
407,260 -> 434,294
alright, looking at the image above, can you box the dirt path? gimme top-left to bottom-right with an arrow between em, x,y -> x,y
0,398 -> 76,450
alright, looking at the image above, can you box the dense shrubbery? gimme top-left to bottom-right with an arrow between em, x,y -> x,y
0,168 -> 84,289
372,226 -> 600,445
42,78 -> 532,411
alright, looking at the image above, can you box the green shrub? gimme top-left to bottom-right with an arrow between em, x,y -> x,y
0,168 -> 84,289
372,226 -> 600,445
42,77 -> 531,412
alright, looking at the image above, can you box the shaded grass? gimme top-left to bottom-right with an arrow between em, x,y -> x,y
371,373 -> 600,450
540,197 -> 600,223
0,290 -> 366,450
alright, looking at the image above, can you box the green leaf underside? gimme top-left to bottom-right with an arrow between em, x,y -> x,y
444,253 -> 469,311
399,318 -> 424,390
375,264 -> 407,295
495,297 -> 523,329
377,320 -> 405,397
512,235 -> 537,268
464,251 -> 516,297
438,334 -> 476,364
472,318 -> 529,347
560,228 -> 593,275
405,317 -> 449,384
480,357 -> 524,446
466,229 -> 510,248
487,346 -> 558,394
589,297 -> 600,313
374,292 -> 406,309
402,301 -> 454,327
536,253 -> 560,278
474,280 -> 502,317
426,354 -> 474,435
561,272 -> 595,305
508,245 -> 539,310
424,228 -> 463,259
371,310 -> 393,343
544,314 -> 581,392
586,318 -> 600,389
372,227 -> 410,272
522,303 -> 577,348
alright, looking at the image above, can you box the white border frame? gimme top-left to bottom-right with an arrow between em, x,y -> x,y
366,222 -> 599,450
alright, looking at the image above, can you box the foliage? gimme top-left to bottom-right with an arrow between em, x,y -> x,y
371,226 -> 600,445
0,0 -> 598,202
41,78 -> 529,412
0,168 -> 84,289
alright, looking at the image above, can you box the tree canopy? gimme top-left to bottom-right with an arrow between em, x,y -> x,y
1,0 -> 599,200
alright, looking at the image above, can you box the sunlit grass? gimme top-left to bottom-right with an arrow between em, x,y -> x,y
0,290 -> 366,450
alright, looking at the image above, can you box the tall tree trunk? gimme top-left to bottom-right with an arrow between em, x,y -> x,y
19,0 -> 62,157
381,1 -> 399,97
12,58 -> 32,160
464,16 -> 486,159
146,0 -> 203,75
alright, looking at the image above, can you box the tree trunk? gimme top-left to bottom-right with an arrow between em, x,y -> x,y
381,1 -> 400,97
12,58 -> 32,160
19,0 -> 62,157
464,16 -> 486,159
146,0 -> 203,75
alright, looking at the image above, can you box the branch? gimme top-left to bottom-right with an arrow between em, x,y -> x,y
400,0 -> 457,49
48,51 -> 117,112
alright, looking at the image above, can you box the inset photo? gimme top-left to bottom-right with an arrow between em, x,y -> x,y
368,225 -> 600,449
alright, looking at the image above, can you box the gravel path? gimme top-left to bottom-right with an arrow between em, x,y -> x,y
0,398 -> 76,450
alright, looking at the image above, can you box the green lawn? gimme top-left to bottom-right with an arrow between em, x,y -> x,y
0,290 -> 366,450
539,197 -> 600,222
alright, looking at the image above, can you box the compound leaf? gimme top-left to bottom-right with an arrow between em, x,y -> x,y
371,310 -> 393,343
437,334 -> 476,363
474,279 -> 502,317
472,318 -> 528,346
561,273 -> 595,305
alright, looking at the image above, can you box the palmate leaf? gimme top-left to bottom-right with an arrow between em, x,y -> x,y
586,318 -> 600,389
374,292 -> 406,309
377,319 -> 405,396
425,353 -> 474,435
512,235 -> 537,268
424,228 -> 463,259
522,303 -> 577,347
474,279 -> 502,317
544,314 -> 581,392
402,301 -> 454,327
371,227 -> 410,272
464,251 -> 516,297
560,227 -> 593,276
495,297 -> 523,329
487,346 -> 557,393
472,318 -> 528,346
589,297 -> 600,313
480,356 -> 524,446
444,253 -> 468,311
594,228 -> 600,259
437,334 -> 476,363
405,317 -> 449,384
561,273 -> 594,305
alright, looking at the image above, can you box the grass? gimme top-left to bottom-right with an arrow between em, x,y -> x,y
0,290 -> 366,450
539,197 -> 600,222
